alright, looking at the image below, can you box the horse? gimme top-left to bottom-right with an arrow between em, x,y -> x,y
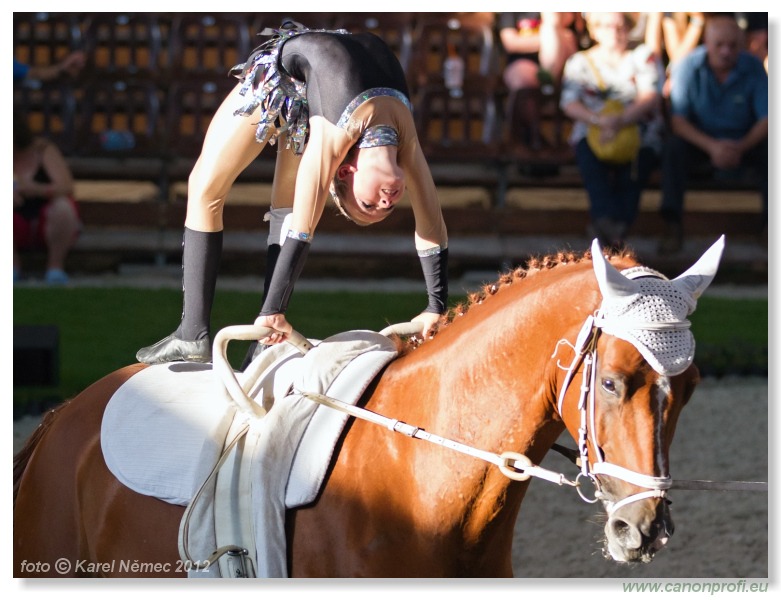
13,238 -> 724,577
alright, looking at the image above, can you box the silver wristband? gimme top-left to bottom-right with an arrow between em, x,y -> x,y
287,229 -> 312,243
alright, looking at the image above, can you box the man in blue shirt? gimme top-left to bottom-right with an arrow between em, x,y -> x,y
659,13 -> 768,253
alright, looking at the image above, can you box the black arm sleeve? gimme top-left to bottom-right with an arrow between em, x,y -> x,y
419,248 -> 449,314
259,238 -> 311,316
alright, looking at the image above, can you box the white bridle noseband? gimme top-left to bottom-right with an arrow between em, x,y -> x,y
554,271 -> 692,515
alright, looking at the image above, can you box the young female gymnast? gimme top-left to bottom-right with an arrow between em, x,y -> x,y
137,21 -> 448,364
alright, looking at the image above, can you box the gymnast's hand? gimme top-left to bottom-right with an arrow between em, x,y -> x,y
411,311 -> 442,338
254,313 -> 293,345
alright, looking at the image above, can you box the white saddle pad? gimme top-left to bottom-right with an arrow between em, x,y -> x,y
101,330 -> 398,577
101,362 -> 236,505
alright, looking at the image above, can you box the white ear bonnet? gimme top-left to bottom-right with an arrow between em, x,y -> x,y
591,237 -> 725,376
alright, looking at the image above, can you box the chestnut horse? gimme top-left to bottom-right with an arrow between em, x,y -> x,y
13,239 -> 724,577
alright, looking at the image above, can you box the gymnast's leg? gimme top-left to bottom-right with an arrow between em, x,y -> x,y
137,83 -> 267,364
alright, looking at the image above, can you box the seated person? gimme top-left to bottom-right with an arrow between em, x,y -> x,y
560,12 -> 663,247
13,114 -> 81,284
498,12 -> 579,150
643,12 -> 706,97
498,12 -> 580,90
659,13 -> 768,253
736,12 -> 767,68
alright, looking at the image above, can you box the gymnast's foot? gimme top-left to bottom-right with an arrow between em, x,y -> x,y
136,333 -> 212,364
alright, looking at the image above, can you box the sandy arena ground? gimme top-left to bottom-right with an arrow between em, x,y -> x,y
12,376 -> 769,581
511,375 -> 768,580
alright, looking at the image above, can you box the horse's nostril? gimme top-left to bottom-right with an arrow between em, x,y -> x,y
657,501 -> 675,538
611,517 -> 628,533
610,518 -> 642,549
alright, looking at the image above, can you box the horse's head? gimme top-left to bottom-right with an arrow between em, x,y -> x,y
557,237 -> 725,564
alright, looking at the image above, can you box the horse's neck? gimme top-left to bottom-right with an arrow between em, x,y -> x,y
367,267 -> 600,543
391,268 -> 599,441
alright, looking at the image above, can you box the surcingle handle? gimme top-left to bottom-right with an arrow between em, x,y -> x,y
213,323 -> 314,418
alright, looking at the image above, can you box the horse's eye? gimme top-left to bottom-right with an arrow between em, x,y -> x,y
601,378 -> 617,395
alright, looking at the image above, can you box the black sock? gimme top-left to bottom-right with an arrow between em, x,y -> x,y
241,244 -> 282,370
175,227 -> 223,341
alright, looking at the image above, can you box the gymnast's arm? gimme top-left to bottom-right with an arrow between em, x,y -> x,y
397,121 -> 449,329
256,118 -> 353,341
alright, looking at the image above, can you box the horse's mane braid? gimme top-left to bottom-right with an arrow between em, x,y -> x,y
395,246 -> 637,355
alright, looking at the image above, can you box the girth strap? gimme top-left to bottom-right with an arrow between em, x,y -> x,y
178,421 -> 256,577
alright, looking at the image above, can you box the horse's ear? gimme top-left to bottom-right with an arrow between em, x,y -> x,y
672,235 -> 726,300
591,238 -> 639,298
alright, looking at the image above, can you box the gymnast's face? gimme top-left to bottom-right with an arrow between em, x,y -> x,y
336,150 -> 406,225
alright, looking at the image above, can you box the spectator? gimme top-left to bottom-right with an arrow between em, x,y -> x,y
498,12 -> 579,149
136,21 -> 449,365
644,12 -> 706,97
736,12 -> 768,69
13,51 -> 86,84
560,12 -> 664,247
649,13 -> 706,63
658,13 -> 768,254
499,12 -> 580,90
13,114 -> 81,284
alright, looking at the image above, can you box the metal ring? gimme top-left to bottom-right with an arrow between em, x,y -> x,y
575,472 -> 602,504
498,451 -> 533,482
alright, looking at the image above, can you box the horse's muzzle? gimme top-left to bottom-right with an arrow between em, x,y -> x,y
603,498 -> 674,563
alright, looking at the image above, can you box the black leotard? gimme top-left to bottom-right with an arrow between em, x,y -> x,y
280,31 -> 409,123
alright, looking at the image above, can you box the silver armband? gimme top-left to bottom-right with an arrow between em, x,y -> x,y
417,244 -> 447,258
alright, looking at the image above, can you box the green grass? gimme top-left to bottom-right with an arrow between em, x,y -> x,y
12,287 -> 427,410
13,287 -> 768,412
688,296 -> 768,377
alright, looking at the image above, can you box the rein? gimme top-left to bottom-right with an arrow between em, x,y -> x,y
212,318 -> 766,519
548,444 -> 768,493
211,322 -> 585,492
295,388 -> 577,488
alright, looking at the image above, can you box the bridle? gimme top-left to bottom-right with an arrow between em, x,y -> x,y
554,268 -> 692,515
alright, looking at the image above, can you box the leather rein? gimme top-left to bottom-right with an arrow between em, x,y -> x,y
214,319 -> 766,519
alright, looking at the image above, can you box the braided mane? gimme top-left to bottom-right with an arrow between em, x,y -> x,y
396,246 -> 638,356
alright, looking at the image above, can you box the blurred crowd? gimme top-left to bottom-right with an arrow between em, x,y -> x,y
499,11 -> 767,251
13,12 -> 768,283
